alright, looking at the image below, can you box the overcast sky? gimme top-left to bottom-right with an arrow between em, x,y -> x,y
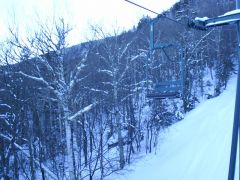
0,0 -> 178,45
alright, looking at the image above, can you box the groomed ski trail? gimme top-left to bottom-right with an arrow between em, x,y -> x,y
108,76 -> 239,180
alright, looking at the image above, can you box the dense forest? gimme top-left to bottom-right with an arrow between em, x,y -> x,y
0,0 -> 237,179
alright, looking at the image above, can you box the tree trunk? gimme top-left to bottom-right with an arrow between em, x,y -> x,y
114,85 -> 125,169
81,114 -> 88,167
27,109 -> 35,180
64,107 -> 75,179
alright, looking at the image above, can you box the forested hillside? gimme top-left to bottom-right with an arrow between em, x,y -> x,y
0,0 -> 237,179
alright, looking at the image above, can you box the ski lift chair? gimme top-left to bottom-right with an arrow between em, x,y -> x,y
146,18 -> 185,99
147,80 -> 183,99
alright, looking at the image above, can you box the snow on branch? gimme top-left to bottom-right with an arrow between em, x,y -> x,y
84,86 -> 109,95
0,133 -> 58,180
0,103 -> 11,109
97,69 -> 113,77
130,54 -> 142,62
119,42 -> 132,60
18,71 -> 54,90
68,102 -> 98,121
190,29 -> 214,57
102,81 -> 114,86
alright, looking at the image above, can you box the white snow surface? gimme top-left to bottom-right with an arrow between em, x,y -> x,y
207,19 -> 240,26
195,16 -> 209,21
221,9 -> 240,16
108,76 -> 239,180
206,9 -> 240,26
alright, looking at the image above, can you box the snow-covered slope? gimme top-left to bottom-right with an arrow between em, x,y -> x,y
108,76 -> 239,180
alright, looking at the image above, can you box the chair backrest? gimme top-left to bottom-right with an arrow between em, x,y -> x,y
155,80 -> 182,93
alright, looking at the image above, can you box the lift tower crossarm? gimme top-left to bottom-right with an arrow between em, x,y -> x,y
190,10 -> 240,29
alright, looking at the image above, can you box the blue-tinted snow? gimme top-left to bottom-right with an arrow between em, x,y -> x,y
108,75 -> 239,180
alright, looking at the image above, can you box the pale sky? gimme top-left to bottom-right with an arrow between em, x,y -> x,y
0,0 -> 178,45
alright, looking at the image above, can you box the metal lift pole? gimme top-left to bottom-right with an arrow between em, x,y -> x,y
228,0 -> 240,179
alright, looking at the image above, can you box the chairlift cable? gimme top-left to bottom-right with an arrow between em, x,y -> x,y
124,0 -> 186,27
124,0 -> 159,16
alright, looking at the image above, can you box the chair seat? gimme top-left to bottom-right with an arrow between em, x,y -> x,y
146,91 -> 181,99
